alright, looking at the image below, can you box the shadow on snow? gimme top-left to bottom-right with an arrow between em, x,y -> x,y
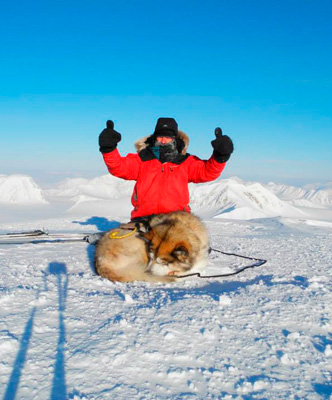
72,216 -> 120,232
4,262 -> 69,400
143,274 -> 310,306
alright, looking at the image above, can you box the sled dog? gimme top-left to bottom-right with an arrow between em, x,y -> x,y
94,211 -> 209,283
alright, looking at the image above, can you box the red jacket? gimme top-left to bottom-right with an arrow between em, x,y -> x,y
102,130 -> 226,219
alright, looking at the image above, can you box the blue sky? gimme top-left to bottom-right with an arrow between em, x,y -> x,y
0,0 -> 331,186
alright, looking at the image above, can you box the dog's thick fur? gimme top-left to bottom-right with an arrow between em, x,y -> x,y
94,211 -> 209,283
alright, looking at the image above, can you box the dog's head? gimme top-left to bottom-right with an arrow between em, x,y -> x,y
141,225 -> 193,274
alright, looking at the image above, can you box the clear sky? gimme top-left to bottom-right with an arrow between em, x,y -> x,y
1,0 -> 331,186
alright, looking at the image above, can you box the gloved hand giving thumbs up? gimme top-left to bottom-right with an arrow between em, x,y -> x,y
211,127 -> 234,163
99,120 -> 122,153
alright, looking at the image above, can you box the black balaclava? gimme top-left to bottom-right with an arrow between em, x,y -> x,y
151,117 -> 179,163
154,136 -> 179,163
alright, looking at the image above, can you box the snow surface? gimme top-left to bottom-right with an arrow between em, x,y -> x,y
1,174 -> 332,399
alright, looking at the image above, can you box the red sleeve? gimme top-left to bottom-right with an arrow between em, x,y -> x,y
186,154 -> 226,183
102,149 -> 140,181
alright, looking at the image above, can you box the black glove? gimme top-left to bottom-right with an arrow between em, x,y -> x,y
99,120 -> 122,153
211,127 -> 234,163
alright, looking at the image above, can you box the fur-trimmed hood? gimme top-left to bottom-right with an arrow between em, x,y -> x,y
134,130 -> 189,156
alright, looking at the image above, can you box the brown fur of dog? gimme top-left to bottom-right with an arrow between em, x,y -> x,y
94,211 -> 209,283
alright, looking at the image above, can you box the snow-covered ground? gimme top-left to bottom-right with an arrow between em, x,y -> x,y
1,174 -> 332,399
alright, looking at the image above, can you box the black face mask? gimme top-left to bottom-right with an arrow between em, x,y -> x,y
154,139 -> 179,163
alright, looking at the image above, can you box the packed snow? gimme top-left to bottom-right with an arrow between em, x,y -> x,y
1,173 -> 332,399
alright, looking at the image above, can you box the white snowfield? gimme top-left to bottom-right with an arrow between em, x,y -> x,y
0,174 -> 332,399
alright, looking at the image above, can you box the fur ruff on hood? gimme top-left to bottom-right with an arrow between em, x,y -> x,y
135,130 -> 189,155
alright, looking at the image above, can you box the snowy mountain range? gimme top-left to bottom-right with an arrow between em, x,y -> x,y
0,173 -> 331,221
265,181 -> 332,208
189,178 -> 306,219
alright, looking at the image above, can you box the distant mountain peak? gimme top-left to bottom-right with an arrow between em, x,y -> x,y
0,174 -> 48,204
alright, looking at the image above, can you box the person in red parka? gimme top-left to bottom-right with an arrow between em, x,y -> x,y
99,117 -> 234,221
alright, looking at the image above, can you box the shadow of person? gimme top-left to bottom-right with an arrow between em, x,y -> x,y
4,262 -> 69,400
3,307 -> 37,400
72,216 -> 120,232
47,262 -> 68,400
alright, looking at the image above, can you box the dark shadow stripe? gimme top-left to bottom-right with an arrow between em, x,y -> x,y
4,307 -> 36,400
